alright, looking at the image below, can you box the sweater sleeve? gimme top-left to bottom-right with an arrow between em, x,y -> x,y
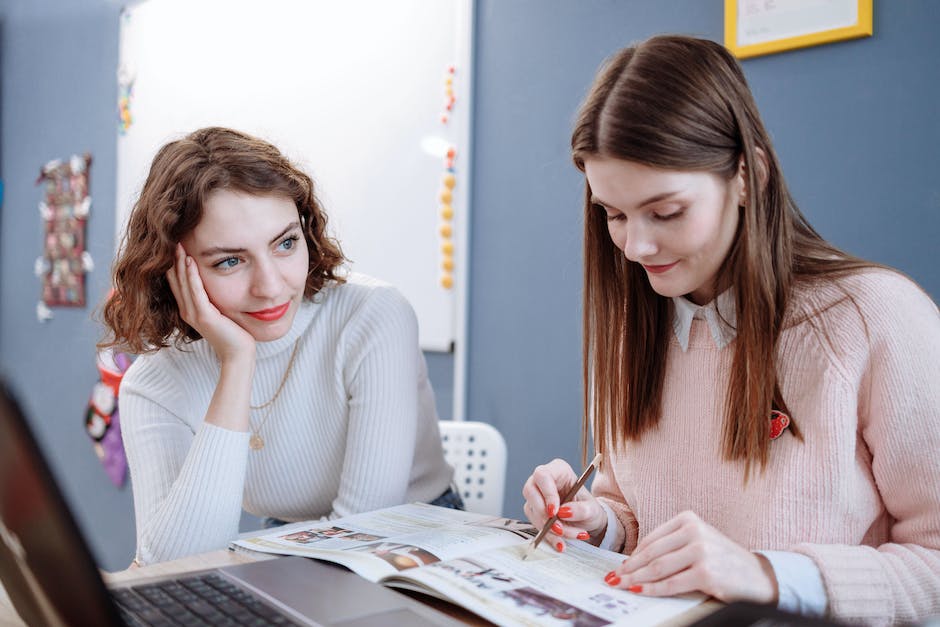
120,357 -> 250,565
328,285 -> 421,518
591,455 -> 636,553
793,276 -> 940,625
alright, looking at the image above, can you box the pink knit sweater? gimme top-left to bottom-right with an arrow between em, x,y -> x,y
592,270 -> 940,625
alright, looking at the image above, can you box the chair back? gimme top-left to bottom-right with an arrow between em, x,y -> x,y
439,421 -> 506,516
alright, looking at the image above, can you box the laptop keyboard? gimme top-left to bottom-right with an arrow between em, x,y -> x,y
112,571 -> 302,626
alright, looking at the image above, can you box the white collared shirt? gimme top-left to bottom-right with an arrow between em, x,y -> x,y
671,289 -> 737,351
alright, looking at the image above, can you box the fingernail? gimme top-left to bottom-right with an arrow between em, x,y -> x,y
555,541 -> 565,553
546,504 -> 556,518
606,575 -> 621,586
628,585 -> 643,593
604,571 -> 617,582
576,531 -> 590,540
551,522 -> 563,535
557,506 -> 573,519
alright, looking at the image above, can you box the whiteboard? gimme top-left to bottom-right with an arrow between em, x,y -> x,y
116,0 -> 471,353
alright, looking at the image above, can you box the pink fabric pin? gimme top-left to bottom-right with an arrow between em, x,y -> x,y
769,410 -> 791,440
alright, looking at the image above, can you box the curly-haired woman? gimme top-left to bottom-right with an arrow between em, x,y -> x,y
101,127 -> 459,565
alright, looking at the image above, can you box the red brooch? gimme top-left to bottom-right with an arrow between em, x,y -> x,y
769,410 -> 791,440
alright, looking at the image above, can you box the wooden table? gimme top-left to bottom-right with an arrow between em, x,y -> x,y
0,549 -> 719,626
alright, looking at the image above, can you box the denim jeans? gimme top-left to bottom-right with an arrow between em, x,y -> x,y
427,485 -> 465,510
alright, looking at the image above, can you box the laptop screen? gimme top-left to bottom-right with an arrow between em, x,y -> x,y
0,379 -> 122,626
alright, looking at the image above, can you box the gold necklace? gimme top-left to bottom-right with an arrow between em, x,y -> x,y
248,339 -> 301,451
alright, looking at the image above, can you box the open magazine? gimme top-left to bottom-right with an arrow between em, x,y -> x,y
231,503 -> 705,627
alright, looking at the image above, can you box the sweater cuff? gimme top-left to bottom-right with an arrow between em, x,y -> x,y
757,550 -> 827,616
792,543 -> 894,622
596,502 -> 623,552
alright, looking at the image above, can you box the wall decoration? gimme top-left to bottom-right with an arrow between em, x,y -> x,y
117,69 -> 135,135
439,146 -> 457,290
440,64 -> 456,125
725,0 -> 873,59
34,154 -> 93,319
85,349 -> 131,487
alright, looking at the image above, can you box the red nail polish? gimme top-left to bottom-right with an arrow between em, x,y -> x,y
628,584 -> 643,593
555,542 -> 565,552
604,571 -> 617,582
551,522 -> 563,535
577,531 -> 590,540
557,506 -> 573,519
546,504 -> 556,518
607,575 -> 621,586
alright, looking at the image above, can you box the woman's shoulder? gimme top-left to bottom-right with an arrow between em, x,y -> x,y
317,272 -> 415,317
788,267 -> 938,335
122,339 -> 213,391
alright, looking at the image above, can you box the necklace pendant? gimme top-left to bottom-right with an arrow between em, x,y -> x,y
249,434 -> 265,450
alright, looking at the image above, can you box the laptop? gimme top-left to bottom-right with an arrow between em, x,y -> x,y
0,378 -> 460,626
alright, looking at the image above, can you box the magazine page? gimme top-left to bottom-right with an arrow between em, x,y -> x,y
231,503 -> 535,583
385,537 -> 705,627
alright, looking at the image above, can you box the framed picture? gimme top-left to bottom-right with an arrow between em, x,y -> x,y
725,0 -> 873,59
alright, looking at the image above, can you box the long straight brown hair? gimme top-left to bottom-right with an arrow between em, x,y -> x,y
573,36 -> 878,476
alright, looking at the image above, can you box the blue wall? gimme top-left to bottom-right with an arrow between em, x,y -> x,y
0,0 -> 134,571
1,1 -> 937,572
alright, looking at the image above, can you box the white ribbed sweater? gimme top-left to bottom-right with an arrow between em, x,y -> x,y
120,274 -> 453,565
592,270 -> 940,625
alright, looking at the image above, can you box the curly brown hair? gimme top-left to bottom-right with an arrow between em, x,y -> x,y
99,127 -> 345,354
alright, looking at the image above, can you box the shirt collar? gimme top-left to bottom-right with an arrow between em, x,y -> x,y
671,289 -> 737,351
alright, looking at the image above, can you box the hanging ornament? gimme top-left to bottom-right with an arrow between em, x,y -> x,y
85,348 -> 133,487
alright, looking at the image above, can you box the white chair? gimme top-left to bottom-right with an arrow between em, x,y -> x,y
439,421 -> 507,517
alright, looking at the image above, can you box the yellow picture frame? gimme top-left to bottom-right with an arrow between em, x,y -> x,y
725,0 -> 873,59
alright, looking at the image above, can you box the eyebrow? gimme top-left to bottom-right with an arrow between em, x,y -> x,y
591,190 -> 682,211
197,221 -> 302,257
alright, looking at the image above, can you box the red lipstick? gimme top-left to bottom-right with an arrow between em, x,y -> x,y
642,261 -> 678,274
247,302 -> 290,321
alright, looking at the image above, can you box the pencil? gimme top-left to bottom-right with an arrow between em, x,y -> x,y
521,453 -> 602,561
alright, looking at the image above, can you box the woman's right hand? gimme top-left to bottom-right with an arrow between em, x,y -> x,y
166,243 -> 256,364
522,458 -> 608,552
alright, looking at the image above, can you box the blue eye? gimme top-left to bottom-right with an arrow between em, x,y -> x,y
278,235 -> 300,251
214,257 -> 240,270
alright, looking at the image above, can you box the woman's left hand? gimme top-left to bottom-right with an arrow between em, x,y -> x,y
604,510 -> 778,605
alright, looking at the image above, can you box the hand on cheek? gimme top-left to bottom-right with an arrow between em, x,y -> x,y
604,511 -> 778,605
165,243 -> 255,363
